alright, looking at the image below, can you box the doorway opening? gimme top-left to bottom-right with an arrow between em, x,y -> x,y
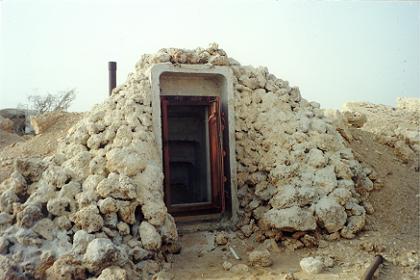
161,96 -> 225,216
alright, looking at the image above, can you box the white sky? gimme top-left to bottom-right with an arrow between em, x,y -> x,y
1,0 -> 419,112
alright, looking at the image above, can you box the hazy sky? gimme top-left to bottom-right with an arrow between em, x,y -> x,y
1,0 -> 419,112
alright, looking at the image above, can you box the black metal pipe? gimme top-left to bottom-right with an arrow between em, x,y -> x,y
108,61 -> 117,96
362,255 -> 384,280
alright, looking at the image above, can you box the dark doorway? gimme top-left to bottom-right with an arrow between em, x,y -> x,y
161,96 -> 225,216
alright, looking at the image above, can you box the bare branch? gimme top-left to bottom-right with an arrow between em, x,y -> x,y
26,89 -> 76,114
54,89 -> 76,111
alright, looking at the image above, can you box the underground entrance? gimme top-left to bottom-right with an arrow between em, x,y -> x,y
161,96 -> 224,216
151,64 -> 238,228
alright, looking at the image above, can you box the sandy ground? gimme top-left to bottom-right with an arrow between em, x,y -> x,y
0,112 -> 83,182
171,231 -> 365,280
171,128 -> 419,280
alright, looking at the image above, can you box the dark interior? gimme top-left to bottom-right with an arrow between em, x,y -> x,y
167,105 -> 211,205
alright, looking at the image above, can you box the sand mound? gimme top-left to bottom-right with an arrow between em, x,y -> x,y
0,130 -> 24,149
342,98 -> 420,163
30,111 -> 82,135
0,115 -> 15,133
0,112 -> 83,184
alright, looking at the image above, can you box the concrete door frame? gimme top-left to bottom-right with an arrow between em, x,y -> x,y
150,63 -> 238,228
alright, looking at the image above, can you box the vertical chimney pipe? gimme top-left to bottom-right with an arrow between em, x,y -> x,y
108,61 -> 117,96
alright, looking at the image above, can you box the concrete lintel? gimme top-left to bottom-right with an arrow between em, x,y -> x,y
151,63 -> 233,79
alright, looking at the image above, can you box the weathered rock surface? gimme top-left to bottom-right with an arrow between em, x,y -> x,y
97,266 -> 128,280
214,231 -> 229,246
248,249 -> 273,267
140,221 -> 162,250
342,111 -> 367,128
45,255 -> 86,280
230,263 -> 249,273
0,255 -> 25,280
315,197 -> 347,233
83,238 -> 122,273
300,256 -> 324,274
262,206 -> 317,231
70,205 -> 104,233
222,261 -> 233,271
72,230 -> 95,255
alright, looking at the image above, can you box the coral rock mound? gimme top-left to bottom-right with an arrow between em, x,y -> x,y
0,44 -> 376,278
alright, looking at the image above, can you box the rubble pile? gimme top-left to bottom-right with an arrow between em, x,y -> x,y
341,98 -> 420,162
228,55 -> 375,243
0,44 -> 376,278
0,71 -> 177,278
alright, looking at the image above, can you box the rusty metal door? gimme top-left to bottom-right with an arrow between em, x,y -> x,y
161,96 -> 225,215
208,96 -> 225,213
161,97 -> 171,208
